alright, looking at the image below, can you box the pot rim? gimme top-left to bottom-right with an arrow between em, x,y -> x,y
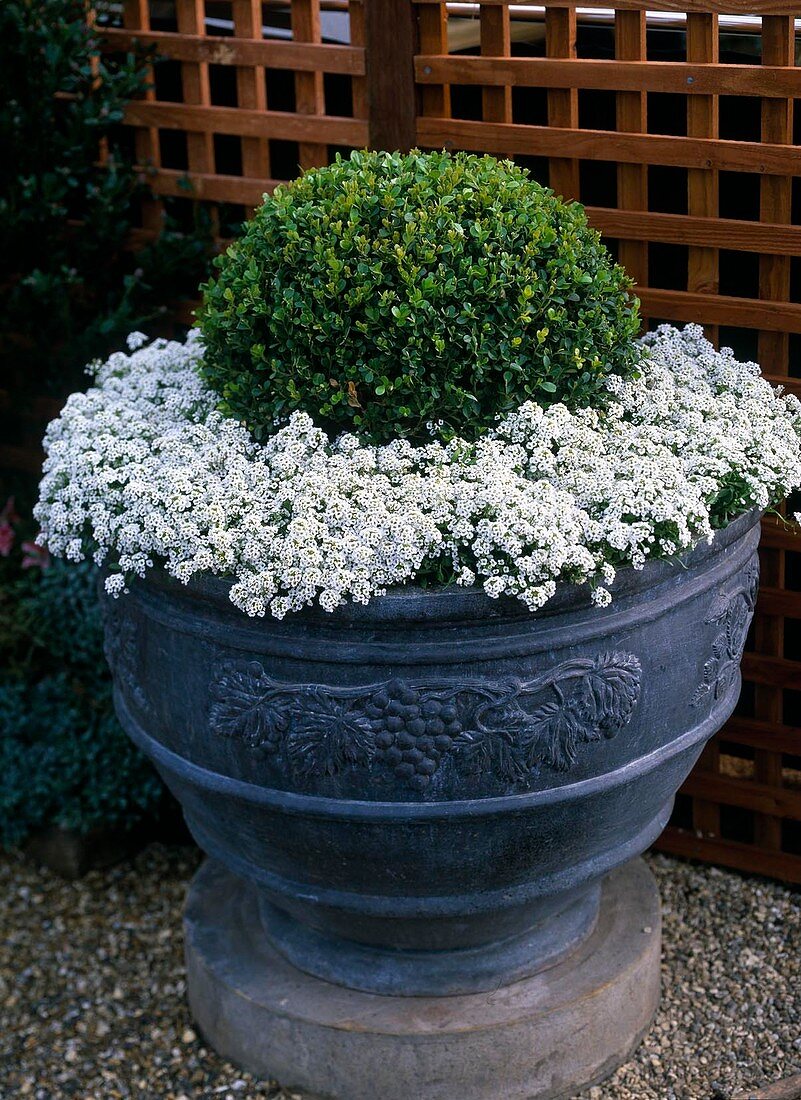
142,507 -> 762,625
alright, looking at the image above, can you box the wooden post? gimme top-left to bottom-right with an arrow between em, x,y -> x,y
480,7 -> 512,125
232,0 -> 271,187
122,0 -> 163,235
417,2 -> 450,125
364,0 -> 418,152
685,12 -> 721,844
686,12 -> 720,343
292,0 -> 328,171
753,15 -> 794,853
614,10 -> 648,290
545,7 -> 579,201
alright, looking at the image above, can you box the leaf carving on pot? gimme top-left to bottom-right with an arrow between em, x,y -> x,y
208,651 -> 641,792
102,605 -> 149,714
286,693 -> 375,779
691,558 -> 759,709
462,651 -> 642,775
454,725 -> 531,785
209,660 -> 291,753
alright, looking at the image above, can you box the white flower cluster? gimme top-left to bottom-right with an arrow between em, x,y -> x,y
35,325 -> 801,619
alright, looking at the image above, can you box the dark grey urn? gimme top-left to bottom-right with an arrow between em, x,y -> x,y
103,509 -> 760,996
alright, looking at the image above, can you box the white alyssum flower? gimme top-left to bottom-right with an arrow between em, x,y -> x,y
35,325 -> 801,619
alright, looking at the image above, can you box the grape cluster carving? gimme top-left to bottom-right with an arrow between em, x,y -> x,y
209,652 -> 642,793
367,683 -> 462,792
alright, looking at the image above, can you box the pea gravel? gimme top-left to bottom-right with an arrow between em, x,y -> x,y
1,844 -> 798,1100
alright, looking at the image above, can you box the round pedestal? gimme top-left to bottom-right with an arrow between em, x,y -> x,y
184,858 -> 661,1100
255,881 -> 601,996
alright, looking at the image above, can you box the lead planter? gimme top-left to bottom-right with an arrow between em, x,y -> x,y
103,509 -> 760,1096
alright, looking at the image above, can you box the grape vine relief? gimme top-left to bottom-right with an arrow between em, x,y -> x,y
208,652 -> 642,793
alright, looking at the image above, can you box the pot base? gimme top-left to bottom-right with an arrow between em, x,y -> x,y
184,857 -> 661,1100
255,883 -> 601,996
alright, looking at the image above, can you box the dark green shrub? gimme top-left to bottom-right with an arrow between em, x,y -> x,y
0,515 -> 163,848
199,149 -> 641,443
0,0 -> 216,398
14,558 -> 105,674
0,675 -> 162,849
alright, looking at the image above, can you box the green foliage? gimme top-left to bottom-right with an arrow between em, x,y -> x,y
0,0 -> 215,395
6,558 -> 105,678
0,675 -> 162,849
0,531 -> 163,848
199,149 -> 641,444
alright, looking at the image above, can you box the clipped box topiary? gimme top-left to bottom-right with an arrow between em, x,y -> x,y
198,149 -> 641,442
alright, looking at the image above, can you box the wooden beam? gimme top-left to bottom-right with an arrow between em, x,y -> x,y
545,8 -> 579,200
654,827 -> 801,886
680,772 -> 801,822
756,585 -> 801,618
732,1072 -> 801,1100
637,287 -> 801,335
102,28 -> 366,74
138,166 -> 280,206
413,0 -> 801,14
585,207 -> 801,257
365,0 -> 418,151
124,100 -> 367,145
761,519 -> 801,551
719,717 -> 801,757
414,56 -> 801,100
741,651 -> 801,688
614,10 -> 648,286
416,117 -> 801,177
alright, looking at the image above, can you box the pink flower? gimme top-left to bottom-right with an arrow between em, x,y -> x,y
0,523 -> 14,557
0,496 -> 20,526
21,539 -> 51,571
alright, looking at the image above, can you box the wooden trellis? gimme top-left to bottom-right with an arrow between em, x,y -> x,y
61,0 -> 801,883
406,1 -> 801,882
103,0 -> 369,213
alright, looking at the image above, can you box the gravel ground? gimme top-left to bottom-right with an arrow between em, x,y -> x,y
0,843 -> 799,1100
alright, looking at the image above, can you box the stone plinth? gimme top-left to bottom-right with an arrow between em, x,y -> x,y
184,858 -> 661,1100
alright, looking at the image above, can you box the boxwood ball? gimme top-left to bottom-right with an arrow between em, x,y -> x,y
198,149 -> 641,443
